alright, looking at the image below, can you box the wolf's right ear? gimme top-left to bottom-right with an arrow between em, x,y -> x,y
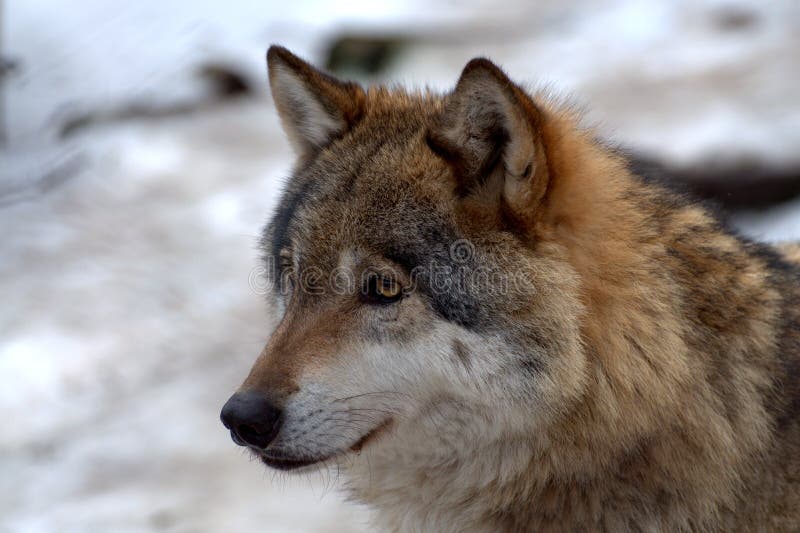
267,46 -> 365,157
427,58 -> 549,226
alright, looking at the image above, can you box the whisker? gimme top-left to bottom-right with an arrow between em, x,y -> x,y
331,390 -> 411,403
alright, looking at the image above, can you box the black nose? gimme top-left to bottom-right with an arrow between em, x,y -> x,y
220,391 -> 282,449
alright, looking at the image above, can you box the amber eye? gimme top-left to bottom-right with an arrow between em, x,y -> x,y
365,275 -> 403,304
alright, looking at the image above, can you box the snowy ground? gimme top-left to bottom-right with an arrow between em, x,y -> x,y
1,1 -> 799,532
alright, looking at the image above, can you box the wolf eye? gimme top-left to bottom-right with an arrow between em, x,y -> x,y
364,275 -> 403,304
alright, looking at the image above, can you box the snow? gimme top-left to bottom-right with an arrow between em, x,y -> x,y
1,0 -> 799,531
735,196 -> 800,243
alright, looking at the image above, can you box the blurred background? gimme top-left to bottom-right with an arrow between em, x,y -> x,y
1,1 -> 799,531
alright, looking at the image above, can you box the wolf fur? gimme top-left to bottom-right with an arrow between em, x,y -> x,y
226,46 -> 800,531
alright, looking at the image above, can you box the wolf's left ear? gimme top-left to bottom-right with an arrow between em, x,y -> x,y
267,46 -> 366,157
427,59 -> 549,220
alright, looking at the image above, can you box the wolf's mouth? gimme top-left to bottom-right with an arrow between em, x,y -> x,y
256,419 -> 393,471
258,453 -> 321,471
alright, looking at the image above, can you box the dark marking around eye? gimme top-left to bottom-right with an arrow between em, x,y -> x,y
380,210 -> 486,330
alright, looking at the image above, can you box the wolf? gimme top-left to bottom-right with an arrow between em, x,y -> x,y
221,46 -> 800,531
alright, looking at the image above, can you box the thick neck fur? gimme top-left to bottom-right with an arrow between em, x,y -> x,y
342,104 -> 798,531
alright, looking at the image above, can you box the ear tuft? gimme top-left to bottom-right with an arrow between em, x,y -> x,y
267,46 -> 365,157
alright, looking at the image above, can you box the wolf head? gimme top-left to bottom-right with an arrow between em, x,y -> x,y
216,46 -> 799,533
221,46 -> 611,472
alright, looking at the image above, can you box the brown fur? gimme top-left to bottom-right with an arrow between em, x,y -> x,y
229,47 -> 800,531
